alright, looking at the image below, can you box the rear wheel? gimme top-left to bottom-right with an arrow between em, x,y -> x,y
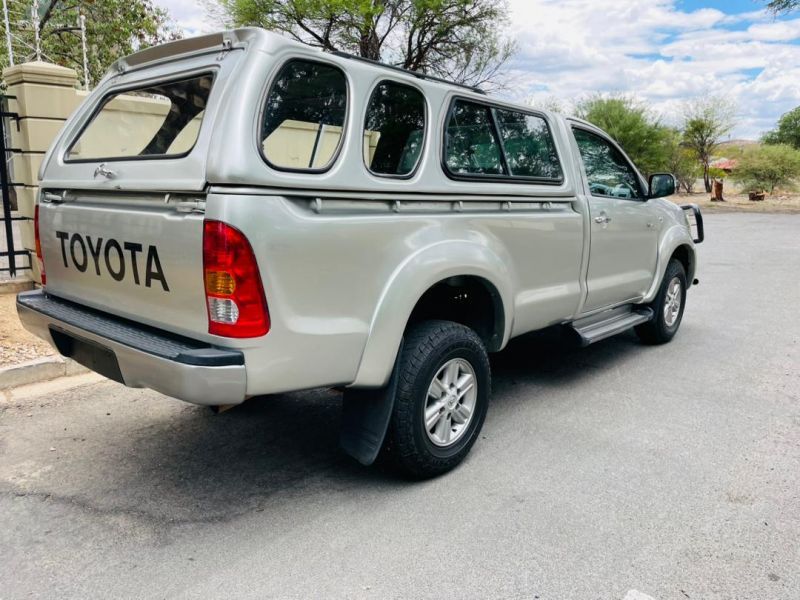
383,320 -> 490,479
635,259 -> 687,345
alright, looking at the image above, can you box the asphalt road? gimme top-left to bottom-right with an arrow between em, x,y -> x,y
1,213 -> 799,600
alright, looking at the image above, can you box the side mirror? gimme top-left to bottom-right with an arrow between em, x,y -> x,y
648,173 -> 676,199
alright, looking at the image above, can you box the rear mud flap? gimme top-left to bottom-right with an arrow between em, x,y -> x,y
339,341 -> 403,466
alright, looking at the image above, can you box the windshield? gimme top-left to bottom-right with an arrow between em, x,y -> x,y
65,74 -> 214,162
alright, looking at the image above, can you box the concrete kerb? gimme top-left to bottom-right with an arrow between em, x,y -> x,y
0,355 -> 89,391
1,281 -> 92,394
0,279 -> 35,294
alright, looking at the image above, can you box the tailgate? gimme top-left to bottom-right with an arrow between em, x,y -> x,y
39,191 -> 209,340
32,34 -> 248,340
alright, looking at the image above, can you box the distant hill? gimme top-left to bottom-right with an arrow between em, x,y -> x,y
714,139 -> 759,160
717,139 -> 759,151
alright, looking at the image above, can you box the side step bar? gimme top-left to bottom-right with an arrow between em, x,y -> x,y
570,306 -> 654,347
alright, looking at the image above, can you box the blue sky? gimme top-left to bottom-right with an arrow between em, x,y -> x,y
504,0 -> 800,138
682,0 -> 764,13
156,0 -> 800,139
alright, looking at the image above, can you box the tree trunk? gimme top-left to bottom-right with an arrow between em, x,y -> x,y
359,27 -> 381,60
703,165 -> 712,193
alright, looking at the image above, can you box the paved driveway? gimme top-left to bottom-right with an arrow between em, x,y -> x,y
1,213 -> 798,599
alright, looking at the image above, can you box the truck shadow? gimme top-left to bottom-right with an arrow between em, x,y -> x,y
7,327 -> 645,528
489,326 -> 643,397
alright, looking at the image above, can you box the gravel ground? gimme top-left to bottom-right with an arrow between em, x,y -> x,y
1,213 -> 799,600
0,293 -> 55,367
672,192 -> 800,214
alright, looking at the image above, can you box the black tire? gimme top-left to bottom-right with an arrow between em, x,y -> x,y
635,259 -> 687,345
382,320 -> 491,479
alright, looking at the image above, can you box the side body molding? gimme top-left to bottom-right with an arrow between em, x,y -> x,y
351,240 -> 514,388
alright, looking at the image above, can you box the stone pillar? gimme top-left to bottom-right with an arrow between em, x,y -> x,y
2,61 -> 80,282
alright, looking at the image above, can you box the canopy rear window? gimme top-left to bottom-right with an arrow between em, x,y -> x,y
65,74 -> 213,162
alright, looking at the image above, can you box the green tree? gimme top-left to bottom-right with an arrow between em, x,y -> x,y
664,130 -> 702,193
681,96 -> 736,193
766,0 -> 798,13
575,95 -> 670,176
215,0 -> 516,88
762,106 -> 800,150
732,144 -> 800,193
0,0 -> 180,88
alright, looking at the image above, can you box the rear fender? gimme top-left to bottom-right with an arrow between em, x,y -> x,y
351,240 -> 514,388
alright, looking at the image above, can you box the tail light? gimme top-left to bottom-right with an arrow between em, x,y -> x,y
34,204 -> 45,285
202,220 -> 270,338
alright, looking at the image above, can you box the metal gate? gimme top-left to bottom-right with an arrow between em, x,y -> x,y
0,93 -> 31,279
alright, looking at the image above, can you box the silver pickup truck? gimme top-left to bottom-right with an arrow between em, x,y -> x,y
17,29 -> 703,478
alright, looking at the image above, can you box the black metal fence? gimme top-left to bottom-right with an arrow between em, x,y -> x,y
0,93 -> 31,279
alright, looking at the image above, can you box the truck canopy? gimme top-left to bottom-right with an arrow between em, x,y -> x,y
40,28 -> 578,198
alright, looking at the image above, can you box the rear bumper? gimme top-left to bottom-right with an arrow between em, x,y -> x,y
16,290 -> 247,406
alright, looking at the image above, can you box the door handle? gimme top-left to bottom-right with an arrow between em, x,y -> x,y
594,213 -> 611,224
93,163 -> 117,180
174,200 -> 206,214
40,191 -> 70,204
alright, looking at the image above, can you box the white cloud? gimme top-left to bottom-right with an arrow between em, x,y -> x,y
152,0 -> 800,138
503,0 -> 800,138
156,0 -> 218,37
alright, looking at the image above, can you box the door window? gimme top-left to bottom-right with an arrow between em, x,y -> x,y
573,128 -> 642,199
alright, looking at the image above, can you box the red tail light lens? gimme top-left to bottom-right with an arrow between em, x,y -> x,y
202,220 -> 270,338
34,204 -> 45,285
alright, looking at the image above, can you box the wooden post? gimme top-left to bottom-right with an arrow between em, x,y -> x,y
711,179 -> 724,202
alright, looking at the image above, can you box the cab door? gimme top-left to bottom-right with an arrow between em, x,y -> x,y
571,127 -> 660,312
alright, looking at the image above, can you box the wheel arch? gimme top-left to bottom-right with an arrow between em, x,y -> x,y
644,226 -> 697,303
350,240 -> 514,388
670,243 -> 695,283
406,275 -> 506,352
